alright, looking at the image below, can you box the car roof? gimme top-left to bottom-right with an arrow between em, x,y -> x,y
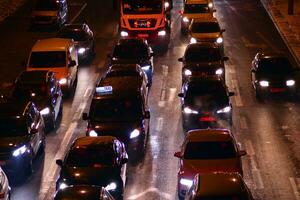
0,99 -> 31,117
192,17 -> 218,23
31,38 -> 73,52
16,70 -> 53,84
185,0 -> 210,5
54,185 -> 102,199
196,173 -> 247,196
73,136 -> 116,148
186,129 -> 233,142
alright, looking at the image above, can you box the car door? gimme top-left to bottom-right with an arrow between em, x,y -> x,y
27,105 -> 40,155
115,141 -> 127,187
251,59 -> 258,88
50,77 -> 62,119
68,45 -> 78,86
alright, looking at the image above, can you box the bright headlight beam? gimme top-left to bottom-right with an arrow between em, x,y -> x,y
105,182 -> 117,191
286,80 -> 295,86
142,65 -> 151,70
120,31 -> 128,37
184,69 -> 192,76
190,37 -> 197,44
216,37 -> 223,44
88,130 -> 98,137
215,68 -> 223,75
78,48 -> 86,54
259,80 -> 269,87
13,145 -> 27,157
59,78 -> 67,85
180,178 -> 193,187
183,17 -> 189,22
59,183 -> 68,190
158,30 -> 166,36
130,129 -> 140,139
183,107 -> 198,114
217,106 -> 231,113
40,107 -> 50,115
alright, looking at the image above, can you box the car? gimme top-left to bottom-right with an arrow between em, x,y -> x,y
189,18 -> 225,52
185,173 -> 254,200
178,77 -> 234,130
108,38 -> 154,85
180,0 -> 215,34
178,43 -> 228,83
106,64 -> 149,86
54,185 -> 115,200
56,136 -> 128,199
30,0 -> 68,29
251,52 -> 298,99
0,167 -> 10,200
82,75 -> 150,157
0,99 -> 45,179
174,129 -> 247,199
57,23 -> 95,60
27,38 -> 78,95
13,71 -> 63,130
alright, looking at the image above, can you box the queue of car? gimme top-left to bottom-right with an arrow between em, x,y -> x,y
0,0 -> 298,199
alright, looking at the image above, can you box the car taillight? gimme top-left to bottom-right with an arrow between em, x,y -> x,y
199,116 -> 216,122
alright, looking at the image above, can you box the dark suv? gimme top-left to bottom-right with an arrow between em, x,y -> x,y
0,99 -> 45,179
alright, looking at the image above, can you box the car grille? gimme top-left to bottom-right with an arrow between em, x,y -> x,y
128,19 -> 157,28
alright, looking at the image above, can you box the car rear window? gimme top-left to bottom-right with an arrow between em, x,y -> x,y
184,4 -> 210,13
258,57 -> 294,74
191,22 -> 220,33
185,47 -> 221,62
29,51 -> 66,68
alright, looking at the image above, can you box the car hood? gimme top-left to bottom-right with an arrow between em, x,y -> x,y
31,11 -> 58,17
183,13 -> 213,19
257,74 -> 294,81
111,58 -> 150,66
61,166 -> 120,186
184,61 -> 223,66
190,32 -> 220,40
0,136 -> 29,152
181,159 -> 239,178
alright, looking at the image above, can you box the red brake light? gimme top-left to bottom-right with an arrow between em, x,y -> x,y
199,116 -> 216,122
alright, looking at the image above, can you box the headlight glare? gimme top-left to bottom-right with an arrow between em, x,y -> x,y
130,129 -> 140,139
13,145 -> 27,157
259,80 -> 269,87
59,182 -> 68,190
215,68 -> 223,75
286,79 -> 295,86
142,65 -> 151,70
217,106 -> 231,113
184,69 -> 192,76
190,37 -> 197,44
183,17 -> 189,22
183,107 -> 198,114
40,107 -> 50,115
216,37 -> 223,44
208,2 -> 213,8
59,78 -> 67,85
180,178 -> 193,187
158,30 -> 166,36
105,182 -> 117,191
120,31 -> 129,37
88,130 -> 98,137
78,48 -> 86,54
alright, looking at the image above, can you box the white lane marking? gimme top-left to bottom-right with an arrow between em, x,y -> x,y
240,116 -> 248,130
168,88 -> 177,102
158,101 -> 166,107
155,117 -> 164,132
127,187 -> 172,200
289,177 -> 300,200
252,169 -> 264,189
69,3 -> 87,23
162,65 -> 169,76
83,88 -> 92,98
245,140 -> 255,156
160,89 -> 166,101
72,102 -> 87,121
231,79 -> 243,107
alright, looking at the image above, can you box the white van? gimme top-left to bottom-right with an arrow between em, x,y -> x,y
27,38 -> 78,94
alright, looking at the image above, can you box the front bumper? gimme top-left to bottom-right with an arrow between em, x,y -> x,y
0,153 -> 31,174
256,85 -> 296,96
119,28 -> 170,44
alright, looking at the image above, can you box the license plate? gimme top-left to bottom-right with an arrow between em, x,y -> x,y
194,72 -> 209,77
270,88 -> 285,93
138,34 -> 149,38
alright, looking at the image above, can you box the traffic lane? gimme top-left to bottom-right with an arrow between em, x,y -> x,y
0,0 -> 88,84
215,0 -> 300,199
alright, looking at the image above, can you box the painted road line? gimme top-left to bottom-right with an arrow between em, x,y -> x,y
245,140 -> 255,156
241,36 -> 266,48
70,3 -> 87,23
127,187 -> 172,200
252,169 -> 264,189
155,117 -> 164,132
158,101 -> 166,107
160,89 -> 166,101
231,79 -> 243,107
240,116 -> 248,130
168,88 -> 177,102
162,65 -> 169,76
289,177 -> 300,200
83,87 -> 92,98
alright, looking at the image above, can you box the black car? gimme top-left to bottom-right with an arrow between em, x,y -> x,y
178,43 -> 228,83
13,71 -> 63,130
54,185 -> 115,200
56,136 -> 128,199
251,52 -> 298,99
82,76 -> 150,156
0,99 -> 45,179
108,38 -> 154,85
178,76 -> 234,130
57,23 -> 95,59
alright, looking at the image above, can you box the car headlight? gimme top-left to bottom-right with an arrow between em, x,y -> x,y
217,106 -> 231,114
208,2 -> 213,8
180,178 -> 193,187
130,129 -> 140,139
182,17 -> 189,23
105,182 -> 117,191
216,37 -> 223,44
259,80 -> 269,87
190,37 -> 197,44
88,130 -> 98,137
142,65 -> 151,71
158,30 -> 166,36
59,182 -> 68,190
120,31 -> 129,37
286,79 -> 295,86
78,48 -> 86,54
183,107 -> 198,114
184,69 -> 192,76
215,68 -> 223,75
59,78 -> 67,85
13,145 -> 27,157
164,1 -> 170,9
40,107 -> 50,115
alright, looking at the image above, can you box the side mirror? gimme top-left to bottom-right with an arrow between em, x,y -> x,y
229,92 -> 235,96
144,111 -> 150,119
56,159 -> 63,167
238,150 -> 247,157
178,58 -> 183,62
178,93 -> 184,98
68,60 -> 76,67
221,29 -> 225,33
121,157 -> 128,165
223,56 -> 229,61
82,112 -> 89,120
174,151 -> 182,158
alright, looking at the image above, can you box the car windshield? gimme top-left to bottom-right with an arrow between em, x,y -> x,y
13,83 -> 49,98
258,57 -> 294,75
35,0 -> 59,11
192,22 -> 220,33
185,47 -> 221,62
184,4 -> 210,13
66,144 -> 115,167
184,141 -> 236,159
29,51 -> 66,68
122,0 -> 162,14
58,30 -> 89,41
185,83 -> 227,107
0,118 -> 27,137
89,98 -> 142,122
113,45 -> 148,59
